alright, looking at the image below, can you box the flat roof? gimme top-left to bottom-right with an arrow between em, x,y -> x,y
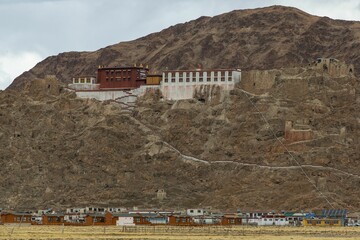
163,69 -> 241,73
98,67 -> 149,70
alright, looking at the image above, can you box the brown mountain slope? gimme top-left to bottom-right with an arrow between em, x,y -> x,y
0,66 -> 359,211
9,5 -> 360,89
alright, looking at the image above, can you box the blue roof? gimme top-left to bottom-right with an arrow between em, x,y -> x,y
320,209 -> 347,218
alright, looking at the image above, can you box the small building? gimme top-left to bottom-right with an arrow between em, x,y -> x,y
303,218 -> 342,227
168,215 -> 194,226
97,66 -> 149,89
242,211 -> 268,225
259,215 -> 289,226
41,213 -> 65,225
221,214 -> 242,225
84,213 -> 107,225
347,212 -> 360,226
284,120 -> 314,143
193,215 -> 221,225
156,189 -> 166,201
284,212 -> 307,226
304,209 -> 347,227
1,212 -> 33,224
186,209 -> 206,216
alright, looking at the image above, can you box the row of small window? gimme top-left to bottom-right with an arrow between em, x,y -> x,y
106,70 -> 131,76
306,220 -> 339,224
189,210 -> 202,213
175,218 -> 189,223
47,217 -> 62,222
74,78 -> 93,84
263,218 -> 285,222
164,77 -> 230,83
106,77 -> 131,81
169,72 -> 232,78
14,216 -> 31,222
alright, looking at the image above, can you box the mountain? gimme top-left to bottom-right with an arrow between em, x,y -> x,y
0,6 -> 359,211
9,5 -> 360,89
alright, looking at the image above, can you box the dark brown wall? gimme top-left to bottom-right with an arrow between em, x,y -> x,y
97,67 -> 148,89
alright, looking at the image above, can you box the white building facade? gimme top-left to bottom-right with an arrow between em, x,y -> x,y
161,69 -> 241,100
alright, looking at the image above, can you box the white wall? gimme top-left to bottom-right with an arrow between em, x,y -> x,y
186,209 -> 205,216
74,85 -> 159,103
161,70 -> 241,100
259,217 -> 289,226
116,217 -> 135,226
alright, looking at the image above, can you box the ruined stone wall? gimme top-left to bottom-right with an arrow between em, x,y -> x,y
239,69 -> 280,95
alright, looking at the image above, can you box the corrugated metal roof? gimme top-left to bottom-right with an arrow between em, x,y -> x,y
321,209 -> 347,218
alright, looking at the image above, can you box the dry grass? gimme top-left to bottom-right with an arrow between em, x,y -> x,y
0,225 -> 360,239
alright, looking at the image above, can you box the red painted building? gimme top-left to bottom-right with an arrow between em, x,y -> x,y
97,66 -> 149,89
1,212 -> 33,224
40,213 -> 65,225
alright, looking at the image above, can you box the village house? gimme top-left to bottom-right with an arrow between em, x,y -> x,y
259,214 -> 289,226
1,212 -> 33,224
303,209 -> 347,227
40,213 -> 65,225
168,215 -> 194,226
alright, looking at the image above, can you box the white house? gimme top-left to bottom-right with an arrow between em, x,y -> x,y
186,209 -> 207,216
259,215 -> 289,226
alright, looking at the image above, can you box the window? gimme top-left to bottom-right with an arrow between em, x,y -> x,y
275,219 -> 279,222
176,218 -> 180,223
17,217 -> 21,222
264,219 -> 267,221
333,220 -> 339,224
182,218 -> 186,223
317,221 -> 321,224
135,218 -> 141,223
192,74 -> 196,82
48,217 -> 53,222
56,217 -> 61,222
190,210 -> 194,213
197,210 -> 201,213
230,219 -> 235,224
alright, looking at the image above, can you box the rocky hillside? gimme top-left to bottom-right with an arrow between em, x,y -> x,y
9,5 -> 360,89
0,65 -> 359,210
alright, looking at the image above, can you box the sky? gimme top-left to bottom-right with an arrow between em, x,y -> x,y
0,0 -> 360,90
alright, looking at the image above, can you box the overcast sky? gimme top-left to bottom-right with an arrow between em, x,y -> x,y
0,0 -> 359,89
